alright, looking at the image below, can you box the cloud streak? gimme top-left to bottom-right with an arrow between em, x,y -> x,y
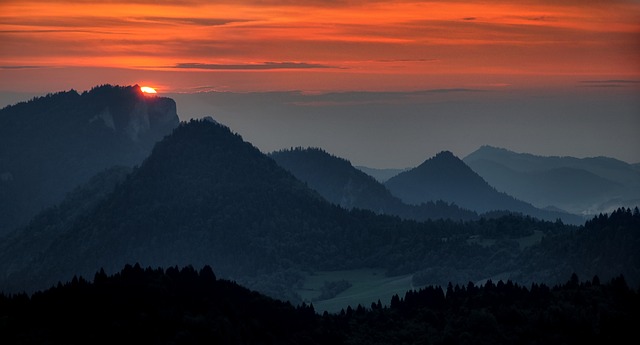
579,80 -> 640,88
173,62 -> 341,70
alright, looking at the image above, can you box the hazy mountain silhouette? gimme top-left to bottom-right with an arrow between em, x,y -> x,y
0,85 -> 179,234
271,147 -> 478,221
0,84 -> 637,324
0,120 -> 576,297
2,118 -> 638,307
385,151 -> 583,224
464,146 -> 640,215
354,166 -> 408,182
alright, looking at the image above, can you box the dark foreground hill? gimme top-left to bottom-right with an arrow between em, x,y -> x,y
0,85 -> 179,234
271,147 -> 478,222
385,151 -> 584,224
1,264 -> 637,345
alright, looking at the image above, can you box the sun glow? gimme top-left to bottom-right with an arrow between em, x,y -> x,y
140,86 -> 157,94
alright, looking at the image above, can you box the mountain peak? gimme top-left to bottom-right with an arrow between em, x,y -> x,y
434,150 -> 456,158
271,147 -> 478,221
415,150 -> 469,173
80,84 -> 179,142
385,151 -> 582,223
0,85 -> 179,233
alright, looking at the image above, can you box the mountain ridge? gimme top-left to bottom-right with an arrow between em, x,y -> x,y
385,151 -> 583,224
464,145 -> 640,215
270,147 -> 478,222
0,119 -> 337,296
0,84 -> 179,234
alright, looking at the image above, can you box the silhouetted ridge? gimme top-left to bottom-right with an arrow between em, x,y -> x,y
271,147 -> 478,221
0,264 -> 325,344
0,85 -> 179,233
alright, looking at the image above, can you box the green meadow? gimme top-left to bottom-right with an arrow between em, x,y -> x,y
297,268 -> 416,313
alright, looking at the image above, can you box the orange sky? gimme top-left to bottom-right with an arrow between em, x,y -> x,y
1,0 -> 639,93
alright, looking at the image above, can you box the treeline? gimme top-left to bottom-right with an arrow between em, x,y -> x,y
514,207 -> 640,287
1,265 -> 638,344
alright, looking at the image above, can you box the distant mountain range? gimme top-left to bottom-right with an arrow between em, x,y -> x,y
2,119 -> 492,299
464,146 -> 640,216
384,151 -> 583,224
4,119 -> 628,303
271,148 -> 478,222
0,85 -> 179,234
1,86 -> 638,309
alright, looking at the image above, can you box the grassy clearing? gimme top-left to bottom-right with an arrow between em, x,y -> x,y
296,232 -> 546,313
296,268 -> 414,314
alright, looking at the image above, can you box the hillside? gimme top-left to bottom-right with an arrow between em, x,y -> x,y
271,147 -> 478,222
0,119 -> 345,298
385,151 -> 583,224
514,207 -> 640,286
0,85 -> 179,234
464,146 -> 640,215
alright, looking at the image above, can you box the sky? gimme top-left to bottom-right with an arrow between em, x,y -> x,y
1,0 -> 639,167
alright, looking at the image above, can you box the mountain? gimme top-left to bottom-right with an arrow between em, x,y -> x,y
385,151 -> 584,224
1,119 -> 637,308
0,119 -> 566,297
9,120 -> 473,299
270,147 -> 478,221
463,146 -> 640,215
354,166 -> 407,182
0,85 -> 179,234
0,119 -> 340,296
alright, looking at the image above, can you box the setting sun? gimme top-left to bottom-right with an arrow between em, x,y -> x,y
140,86 -> 157,94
